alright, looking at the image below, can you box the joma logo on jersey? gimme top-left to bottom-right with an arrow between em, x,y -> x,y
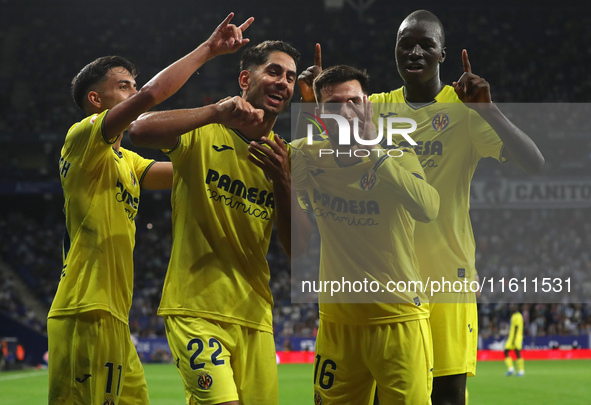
432,113 -> 450,131
116,179 -> 139,209
313,189 -> 379,215
205,169 -> 274,208
399,140 -> 443,156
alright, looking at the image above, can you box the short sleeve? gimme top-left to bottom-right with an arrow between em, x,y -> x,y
468,109 -> 507,163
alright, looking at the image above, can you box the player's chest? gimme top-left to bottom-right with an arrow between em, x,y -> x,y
199,137 -> 271,189
387,109 -> 472,174
306,162 -> 386,211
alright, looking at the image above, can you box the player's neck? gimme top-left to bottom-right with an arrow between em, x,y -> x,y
403,79 -> 443,104
234,117 -> 276,141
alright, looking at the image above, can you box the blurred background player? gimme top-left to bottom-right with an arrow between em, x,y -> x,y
128,38 -> 299,404
47,13 -> 254,405
504,305 -> 525,377
292,64 -> 439,404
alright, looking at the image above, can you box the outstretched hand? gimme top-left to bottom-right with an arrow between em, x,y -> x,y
298,43 -> 323,103
205,13 -> 254,57
453,49 -> 492,106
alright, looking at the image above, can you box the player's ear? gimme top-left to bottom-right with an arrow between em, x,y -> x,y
439,46 -> 447,63
239,70 -> 251,93
87,91 -> 101,110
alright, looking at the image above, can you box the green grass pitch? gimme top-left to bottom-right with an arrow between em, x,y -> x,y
1,360 -> 590,404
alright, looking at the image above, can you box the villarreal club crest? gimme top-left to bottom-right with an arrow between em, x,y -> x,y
360,170 -> 377,191
197,371 -> 213,390
314,389 -> 323,405
431,112 -> 450,131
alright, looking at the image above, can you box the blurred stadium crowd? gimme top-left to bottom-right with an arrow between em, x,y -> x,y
2,201 -> 590,342
1,1 -> 591,347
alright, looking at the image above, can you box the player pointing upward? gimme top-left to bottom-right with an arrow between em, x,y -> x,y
370,10 -> 544,405
298,9 -> 544,405
48,13 -> 254,405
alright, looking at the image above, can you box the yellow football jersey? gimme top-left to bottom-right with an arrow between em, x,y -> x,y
507,311 -> 524,346
49,110 -> 155,324
158,124 -> 284,333
291,137 -> 439,324
370,86 -> 505,291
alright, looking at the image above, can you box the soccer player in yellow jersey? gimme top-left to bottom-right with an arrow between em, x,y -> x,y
48,13 -> 254,405
370,10 -> 544,405
292,65 -> 440,404
299,10 -> 544,405
504,305 -> 525,377
128,40 -> 299,404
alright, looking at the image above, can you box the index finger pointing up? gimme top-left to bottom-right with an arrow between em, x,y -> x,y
314,43 -> 322,69
462,49 -> 472,73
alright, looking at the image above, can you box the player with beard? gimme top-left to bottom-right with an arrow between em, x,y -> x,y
48,13 -> 253,405
129,40 -> 299,405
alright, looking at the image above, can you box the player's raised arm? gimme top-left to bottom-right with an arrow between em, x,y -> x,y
298,43 -> 322,103
105,12 -> 254,141
294,43 -> 323,142
453,49 -> 545,174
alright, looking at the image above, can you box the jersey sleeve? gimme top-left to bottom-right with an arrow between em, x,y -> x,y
164,127 -> 201,160
62,110 -> 114,170
125,149 -> 156,187
468,109 -> 507,163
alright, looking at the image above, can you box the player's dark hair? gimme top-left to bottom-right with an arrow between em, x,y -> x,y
313,65 -> 370,102
402,9 -> 446,47
239,40 -> 300,72
71,56 -> 138,111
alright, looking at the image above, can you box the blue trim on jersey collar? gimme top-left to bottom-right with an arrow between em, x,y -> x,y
231,128 -> 277,146
403,87 -> 438,110
231,128 -> 258,145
